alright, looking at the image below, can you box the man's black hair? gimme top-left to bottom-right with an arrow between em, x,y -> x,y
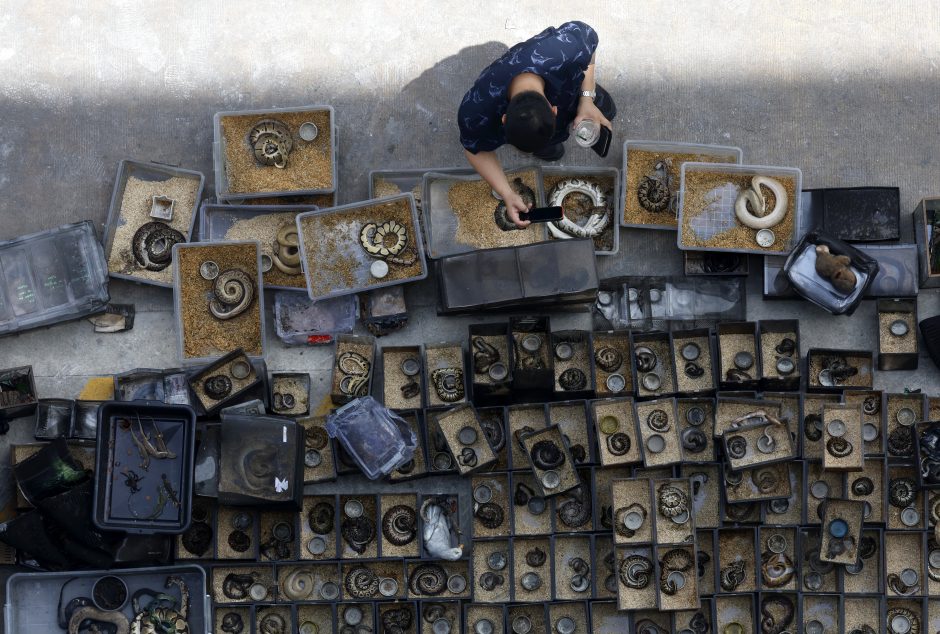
504,91 -> 556,152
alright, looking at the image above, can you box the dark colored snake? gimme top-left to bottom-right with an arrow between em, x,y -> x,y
619,554 -> 653,589
408,563 -> 447,596
249,119 -> 292,168
637,160 -> 673,213
659,548 -> 694,594
381,504 -> 417,546
341,515 -> 376,554
203,375 -> 232,400
472,337 -> 500,373
480,415 -> 505,452
760,594 -> 795,634
494,178 -> 536,230
557,494 -> 591,528
888,477 -> 918,508
525,547 -> 547,567
888,425 -> 914,457
594,346 -> 623,373
475,502 -> 504,529
131,221 -> 186,271
221,573 -> 257,600
307,501 -> 334,535
719,560 -> 746,592
209,269 -> 255,320
344,566 -> 379,598
558,367 -> 587,391
826,436 -> 853,457
530,439 -> 565,470
381,607 -> 413,634
431,368 -> 464,402
606,432 -> 631,456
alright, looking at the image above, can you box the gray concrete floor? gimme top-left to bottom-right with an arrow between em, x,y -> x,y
0,0 -> 939,614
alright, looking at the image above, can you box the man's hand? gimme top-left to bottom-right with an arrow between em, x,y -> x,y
503,191 -> 532,228
574,97 -> 611,130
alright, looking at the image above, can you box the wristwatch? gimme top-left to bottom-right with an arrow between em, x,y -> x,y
580,90 -> 596,101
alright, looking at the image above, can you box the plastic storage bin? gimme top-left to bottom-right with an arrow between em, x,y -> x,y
103,159 -> 205,288
213,105 -> 337,200
199,202 -> 318,291
273,291 -> 357,345
325,396 -> 417,480
0,220 -> 109,336
93,401 -> 196,534
542,165 -> 620,256
678,162 -> 804,256
622,140 -> 742,230
4,565 -> 208,634
295,194 -> 428,301
421,167 -> 548,258
172,240 -> 266,363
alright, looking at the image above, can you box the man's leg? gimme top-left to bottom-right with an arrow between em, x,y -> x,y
594,84 -> 617,121
533,142 -> 565,162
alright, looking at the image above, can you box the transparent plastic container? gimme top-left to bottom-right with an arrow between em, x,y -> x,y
783,231 -> 879,315
199,202 -> 318,291
421,167 -> 547,258
541,165 -> 620,256
273,291 -> 357,345
0,221 -> 109,336
172,240 -> 266,363
622,141 -> 742,230
4,565 -> 208,634
324,396 -> 417,480
678,162 -> 804,256
213,105 -> 337,201
103,160 -> 205,288
295,194 -> 428,301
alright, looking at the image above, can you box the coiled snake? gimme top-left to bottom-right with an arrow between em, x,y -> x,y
408,563 -> 448,596
272,224 -> 302,275
208,269 -> 255,320
131,222 -> 185,272
130,576 -> 189,634
248,120 -> 293,169
734,176 -> 788,230
494,178 -> 537,231
546,177 -> 611,240
382,504 -> 417,546
359,220 -> 417,266
344,566 -> 380,598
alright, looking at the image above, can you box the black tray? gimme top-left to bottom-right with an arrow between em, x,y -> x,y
93,401 -> 196,534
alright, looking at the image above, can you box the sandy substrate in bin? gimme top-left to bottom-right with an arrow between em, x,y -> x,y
466,605 -> 503,634
808,353 -> 872,388
930,397 -> 940,420
636,338 -> 676,396
278,563 -> 337,602
271,375 -> 309,416
389,414 -> 426,481
880,311 -> 917,353
886,393 -> 924,438
593,400 -> 642,466
823,406 -> 864,471
553,535 -> 592,600
680,170 -> 797,252
725,463 -> 791,504
553,337 -> 591,393
548,403 -> 591,466
212,565 -> 273,603
406,560 -> 470,600
256,606 -> 291,630
611,479 -> 653,544
695,530 -> 716,596
675,607 -> 714,634
759,527 -> 797,591
472,334 -> 510,386
472,474 -> 510,538
843,597 -> 881,633
593,536 -> 617,599
378,605 -> 415,633
717,530 -> 756,593
242,193 -> 334,207
108,175 -> 200,283
214,607 -> 249,633
297,605 -> 334,632
677,401 -> 716,462
299,197 -> 422,297
819,500 -> 863,565
259,511 -> 297,561
521,426 -> 579,493
300,495 -> 336,560
636,402 -> 681,466
439,406 -> 494,474
653,479 -> 695,545
888,467 -> 923,530
421,603 -> 460,634
509,605 -> 548,634
547,605 -> 589,634
347,560 -> 404,600
885,532 -> 923,597
511,472 -> 553,535
846,464 -> 884,524
221,109 -> 333,194
718,333 -> 757,380
553,471 -> 594,534
681,464 -> 721,528
657,545 -> 698,610
449,168 -> 543,249
593,333 -> 634,396
472,539 -> 511,603
715,595 -> 755,634
802,394 -> 841,460
383,348 -> 423,410
223,211 -> 306,289
477,409 -> 508,471
178,244 -> 263,358
616,546 -> 656,611
340,495 -> 378,559
191,353 -> 259,410
843,529 -> 882,594
331,340 -> 374,398
592,467 -> 630,523
625,148 -> 735,228
511,330 -> 550,374
543,173 -> 616,251
508,405 -> 548,469
425,344 -> 465,407
379,493 -> 419,558
802,596 -> 840,632
299,418 -> 335,484
673,334 -> 714,393
760,330 -> 800,380
714,400 -> 768,437
726,416 -> 792,470
216,507 -> 256,560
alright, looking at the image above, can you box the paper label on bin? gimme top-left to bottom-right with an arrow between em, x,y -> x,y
283,426 -> 287,442
275,477 -> 289,493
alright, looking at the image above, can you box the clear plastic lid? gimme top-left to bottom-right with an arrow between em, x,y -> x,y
325,396 -> 417,480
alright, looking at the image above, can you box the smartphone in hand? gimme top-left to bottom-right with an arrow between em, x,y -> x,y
520,206 -> 564,223
592,125 -> 612,158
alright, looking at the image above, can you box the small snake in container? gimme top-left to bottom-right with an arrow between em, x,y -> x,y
493,178 -> 537,231
734,176 -> 788,230
619,554 -> 653,589
557,493 -> 591,528
208,269 -> 255,320
249,119 -> 292,168
272,224 -> 302,275
382,504 -> 417,546
307,501 -> 334,535
659,548 -> 694,595
474,502 -> 504,529
408,563 -> 448,596
529,440 -> 565,470
546,177 -> 611,240
131,222 -> 186,272
344,566 -> 379,598
341,515 -> 376,554
381,607 -> 413,634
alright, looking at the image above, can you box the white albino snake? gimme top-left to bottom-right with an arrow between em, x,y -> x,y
734,176 -> 788,230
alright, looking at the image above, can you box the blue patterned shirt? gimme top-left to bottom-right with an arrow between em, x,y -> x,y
458,21 -> 599,153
